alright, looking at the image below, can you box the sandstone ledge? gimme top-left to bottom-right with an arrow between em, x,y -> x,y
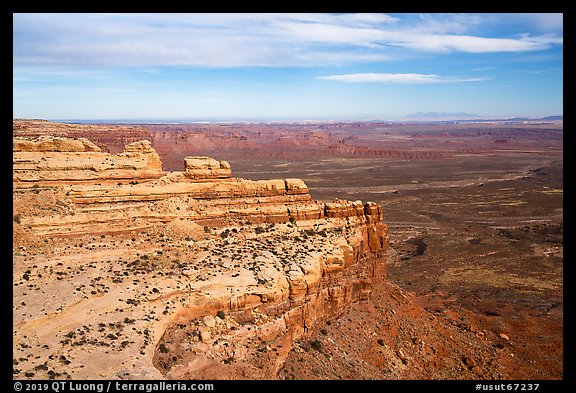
13,136 -> 389,380
14,138 -> 162,182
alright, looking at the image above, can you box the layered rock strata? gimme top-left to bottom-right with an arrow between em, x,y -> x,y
13,137 -> 162,183
184,156 -> 232,179
13,119 -> 152,153
13,136 -> 388,380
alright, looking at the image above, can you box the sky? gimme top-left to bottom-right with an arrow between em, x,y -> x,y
13,13 -> 563,121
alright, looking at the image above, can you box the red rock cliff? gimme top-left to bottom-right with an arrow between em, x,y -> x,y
13,135 -> 388,380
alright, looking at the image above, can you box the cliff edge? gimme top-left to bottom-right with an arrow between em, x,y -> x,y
13,136 -> 388,379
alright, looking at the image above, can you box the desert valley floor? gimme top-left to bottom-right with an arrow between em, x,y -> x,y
238,155 -> 563,379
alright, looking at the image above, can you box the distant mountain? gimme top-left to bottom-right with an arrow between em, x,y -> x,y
402,112 -> 562,122
404,112 -> 481,120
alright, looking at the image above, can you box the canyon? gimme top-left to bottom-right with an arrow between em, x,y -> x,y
12,119 -> 563,380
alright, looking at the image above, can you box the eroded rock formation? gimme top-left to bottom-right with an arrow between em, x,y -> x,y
13,137 -> 162,183
13,119 -> 152,153
13,136 -> 388,380
184,156 -> 232,179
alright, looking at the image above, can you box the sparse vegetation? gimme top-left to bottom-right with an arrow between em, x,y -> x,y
310,340 -> 323,352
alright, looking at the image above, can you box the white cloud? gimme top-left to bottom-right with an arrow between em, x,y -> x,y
13,13 -> 563,68
272,21 -> 387,45
319,73 -> 487,84
413,13 -> 483,34
397,33 -> 563,53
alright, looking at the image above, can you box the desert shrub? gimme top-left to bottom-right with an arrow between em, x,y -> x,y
13,213 -> 21,224
310,340 -> 323,352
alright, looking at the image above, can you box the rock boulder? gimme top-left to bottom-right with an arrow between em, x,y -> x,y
184,156 -> 232,179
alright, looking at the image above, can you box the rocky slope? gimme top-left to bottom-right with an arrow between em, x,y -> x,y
13,135 -> 388,380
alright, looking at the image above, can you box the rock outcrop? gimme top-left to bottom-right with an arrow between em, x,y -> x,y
184,156 -> 232,179
13,135 -> 101,152
13,119 -> 152,154
13,136 -> 389,380
13,137 -> 162,183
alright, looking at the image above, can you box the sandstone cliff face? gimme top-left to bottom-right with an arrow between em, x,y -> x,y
13,137 -> 162,183
13,119 -> 152,153
13,136 -> 388,380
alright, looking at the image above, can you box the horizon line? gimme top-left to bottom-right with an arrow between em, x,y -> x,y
14,114 -> 564,125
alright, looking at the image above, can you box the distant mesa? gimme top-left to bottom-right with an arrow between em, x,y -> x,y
403,112 -> 563,122
540,115 -> 563,121
504,115 -> 563,122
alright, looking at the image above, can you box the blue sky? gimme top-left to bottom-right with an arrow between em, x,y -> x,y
13,13 -> 563,120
